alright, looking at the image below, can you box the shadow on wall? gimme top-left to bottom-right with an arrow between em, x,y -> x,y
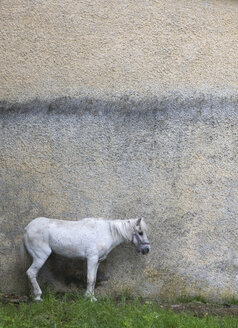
38,254 -> 109,291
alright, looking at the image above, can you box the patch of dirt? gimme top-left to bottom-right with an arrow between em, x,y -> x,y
162,302 -> 238,318
1,294 -> 29,305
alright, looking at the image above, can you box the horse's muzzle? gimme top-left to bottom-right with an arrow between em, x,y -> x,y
141,246 -> 150,255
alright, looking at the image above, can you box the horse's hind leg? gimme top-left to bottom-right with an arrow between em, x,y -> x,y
26,248 -> 51,301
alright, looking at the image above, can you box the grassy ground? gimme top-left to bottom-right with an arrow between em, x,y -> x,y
1,292 -> 238,328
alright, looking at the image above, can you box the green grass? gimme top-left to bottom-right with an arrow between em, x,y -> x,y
223,297 -> 238,306
175,295 -> 208,304
0,292 -> 238,328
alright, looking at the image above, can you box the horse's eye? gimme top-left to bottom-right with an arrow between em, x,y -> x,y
138,231 -> 143,236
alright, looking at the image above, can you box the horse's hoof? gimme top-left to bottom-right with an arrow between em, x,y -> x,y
85,293 -> 97,302
34,296 -> 43,302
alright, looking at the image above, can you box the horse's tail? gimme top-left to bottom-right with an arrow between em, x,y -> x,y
20,238 -> 30,270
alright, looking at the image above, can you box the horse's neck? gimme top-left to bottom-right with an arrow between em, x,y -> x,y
110,220 -> 134,244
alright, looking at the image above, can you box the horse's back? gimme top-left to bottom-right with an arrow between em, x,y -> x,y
24,216 -> 110,242
26,217 -> 106,229
25,216 -> 53,229
24,216 -> 112,240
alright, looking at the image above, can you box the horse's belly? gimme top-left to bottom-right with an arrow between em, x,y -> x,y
52,245 -> 86,258
49,234 -> 87,258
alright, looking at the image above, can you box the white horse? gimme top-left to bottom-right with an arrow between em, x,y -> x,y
22,217 -> 150,301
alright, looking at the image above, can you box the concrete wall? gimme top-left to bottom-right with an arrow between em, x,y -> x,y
1,0 -> 238,102
0,0 -> 238,300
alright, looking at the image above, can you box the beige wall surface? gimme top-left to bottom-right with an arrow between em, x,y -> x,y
0,0 -> 238,301
0,0 -> 238,101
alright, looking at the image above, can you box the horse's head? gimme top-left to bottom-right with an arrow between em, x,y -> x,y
132,218 -> 151,255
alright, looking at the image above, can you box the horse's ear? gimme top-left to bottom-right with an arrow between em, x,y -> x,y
136,218 -> 142,227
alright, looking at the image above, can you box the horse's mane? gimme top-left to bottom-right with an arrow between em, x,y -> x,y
82,217 -> 105,221
109,219 -> 147,242
81,217 -> 147,242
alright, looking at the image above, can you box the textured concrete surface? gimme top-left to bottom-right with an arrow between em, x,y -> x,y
1,0 -> 238,102
1,93 -> 238,300
0,0 -> 238,300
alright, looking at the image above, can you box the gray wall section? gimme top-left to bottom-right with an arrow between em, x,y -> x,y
1,92 -> 238,300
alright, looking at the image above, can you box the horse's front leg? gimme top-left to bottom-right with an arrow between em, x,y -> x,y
85,256 -> 99,301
